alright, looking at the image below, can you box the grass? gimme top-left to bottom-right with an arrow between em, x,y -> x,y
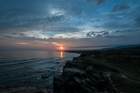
104,57 -> 140,81
111,73 -> 140,93
76,56 -> 140,93
71,47 -> 140,93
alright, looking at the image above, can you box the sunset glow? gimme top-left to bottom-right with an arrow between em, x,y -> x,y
0,0 -> 140,51
60,51 -> 63,58
60,47 -> 63,50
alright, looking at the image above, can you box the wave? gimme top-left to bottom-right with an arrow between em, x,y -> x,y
0,56 -> 72,73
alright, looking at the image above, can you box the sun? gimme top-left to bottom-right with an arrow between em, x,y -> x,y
60,47 -> 63,50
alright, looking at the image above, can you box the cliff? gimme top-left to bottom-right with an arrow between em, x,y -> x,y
53,57 -> 119,93
53,48 -> 140,93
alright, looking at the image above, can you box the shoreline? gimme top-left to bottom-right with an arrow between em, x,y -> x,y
0,52 -> 80,93
0,47 -> 140,93
53,47 -> 140,93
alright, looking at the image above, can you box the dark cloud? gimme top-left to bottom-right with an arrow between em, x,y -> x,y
19,33 -> 25,35
111,5 -> 129,12
84,30 -> 131,40
86,0 -> 106,6
0,0 -> 140,50
0,0 -> 84,34
103,20 -> 131,30
71,44 -> 118,48
0,15 -> 64,32
3,35 -> 35,40
3,35 -> 13,38
134,18 -> 140,27
11,32 -> 25,36
136,7 -> 140,10
103,31 -> 109,35
11,33 -> 17,35
85,31 -> 110,37
85,31 -> 96,37
115,29 -> 140,33
42,27 -> 80,32
104,35 -> 130,39
132,0 -> 138,5
0,8 -> 45,21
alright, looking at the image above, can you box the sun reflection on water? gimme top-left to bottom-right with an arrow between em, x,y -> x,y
60,51 -> 63,58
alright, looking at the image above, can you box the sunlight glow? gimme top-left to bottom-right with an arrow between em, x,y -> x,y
16,43 -> 28,45
50,9 -> 65,16
60,47 -> 63,50
60,51 -> 63,58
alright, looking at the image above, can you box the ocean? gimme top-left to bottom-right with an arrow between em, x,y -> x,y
0,51 -> 80,92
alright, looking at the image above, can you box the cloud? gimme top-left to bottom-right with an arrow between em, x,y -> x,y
70,44 -> 118,48
115,29 -> 140,33
0,15 -> 64,32
134,18 -> 140,27
0,0 -> 140,50
3,35 -> 13,38
103,31 -> 109,35
111,5 -> 129,12
19,33 -> 25,35
132,0 -> 138,5
42,27 -> 80,32
86,0 -> 106,6
11,32 -> 25,36
11,33 -> 17,35
0,8 -> 45,21
1,31 -> 140,50
84,31 -> 110,37
136,7 -> 140,10
104,35 -> 130,39
85,31 -> 96,37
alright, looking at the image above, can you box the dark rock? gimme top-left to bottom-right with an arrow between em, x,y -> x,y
53,57 -> 119,93
41,75 -> 50,78
91,51 -> 102,56
56,62 -> 59,64
79,52 -> 91,57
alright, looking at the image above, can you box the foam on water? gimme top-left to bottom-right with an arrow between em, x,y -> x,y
0,51 -> 80,92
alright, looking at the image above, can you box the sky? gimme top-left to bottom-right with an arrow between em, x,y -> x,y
0,0 -> 140,50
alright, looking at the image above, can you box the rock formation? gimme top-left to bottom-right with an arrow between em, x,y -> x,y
53,56 -> 119,93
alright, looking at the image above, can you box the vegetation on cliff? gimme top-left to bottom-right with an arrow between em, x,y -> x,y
54,47 -> 140,93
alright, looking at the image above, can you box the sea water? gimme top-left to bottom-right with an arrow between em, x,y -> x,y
0,51 -> 80,91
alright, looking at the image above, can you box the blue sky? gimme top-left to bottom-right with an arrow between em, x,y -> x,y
0,0 -> 140,50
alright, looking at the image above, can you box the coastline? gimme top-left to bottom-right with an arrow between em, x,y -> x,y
0,51 -> 80,93
53,47 -> 140,93
0,48 -> 140,93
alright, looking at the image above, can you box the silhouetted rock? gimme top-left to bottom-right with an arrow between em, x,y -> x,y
79,52 -> 91,57
41,75 -> 50,79
53,58 -> 119,93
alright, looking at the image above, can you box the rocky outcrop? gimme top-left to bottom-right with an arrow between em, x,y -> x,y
53,58 -> 119,93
